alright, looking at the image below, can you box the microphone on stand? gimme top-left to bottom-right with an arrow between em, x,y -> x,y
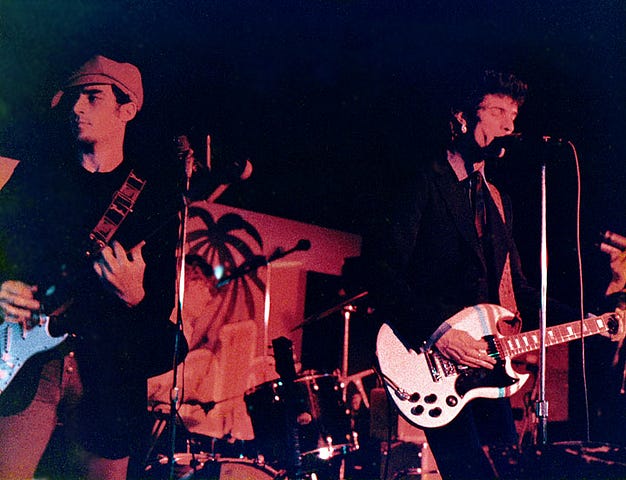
177,133 -> 253,202
268,239 -> 311,261
509,133 -> 568,147
205,158 -> 253,202
216,239 -> 311,287
174,134 -> 194,183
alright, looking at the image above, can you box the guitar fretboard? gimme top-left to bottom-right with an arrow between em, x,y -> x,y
500,313 -> 616,359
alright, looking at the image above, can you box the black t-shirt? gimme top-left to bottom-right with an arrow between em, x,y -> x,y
0,156 -> 187,457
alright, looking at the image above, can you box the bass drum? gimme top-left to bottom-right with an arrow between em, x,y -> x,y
196,458 -> 282,479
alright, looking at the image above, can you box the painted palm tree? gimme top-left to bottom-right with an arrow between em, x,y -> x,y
187,206 -> 265,328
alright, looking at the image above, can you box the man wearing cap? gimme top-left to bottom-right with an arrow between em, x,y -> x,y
0,55 -> 187,479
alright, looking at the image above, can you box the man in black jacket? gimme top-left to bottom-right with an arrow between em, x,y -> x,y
0,55 -> 187,479
367,70 -> 622,479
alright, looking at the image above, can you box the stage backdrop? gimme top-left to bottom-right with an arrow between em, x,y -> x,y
148,201 -> 362,441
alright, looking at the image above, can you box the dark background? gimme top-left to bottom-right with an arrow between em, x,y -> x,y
2,0 -> 626,445
1,1 -> 625,293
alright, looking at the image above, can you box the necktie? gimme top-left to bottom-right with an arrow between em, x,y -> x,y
473,174 -> 521,326
469,170 -> 486,238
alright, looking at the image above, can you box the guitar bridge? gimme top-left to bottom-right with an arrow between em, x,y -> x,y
425,349 -> 458,382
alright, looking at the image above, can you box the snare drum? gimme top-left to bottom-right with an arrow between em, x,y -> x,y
144,452 -> 211,480
244,372 -> 356,467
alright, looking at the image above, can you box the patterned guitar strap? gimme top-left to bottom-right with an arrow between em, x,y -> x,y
42,169 -> 146,321
85,169 -> 147,258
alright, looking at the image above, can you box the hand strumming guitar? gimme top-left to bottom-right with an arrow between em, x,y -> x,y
0,280 -> 41,329
435,327 -> 497,369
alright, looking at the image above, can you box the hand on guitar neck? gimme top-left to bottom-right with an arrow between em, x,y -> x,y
92,240 -> 147,308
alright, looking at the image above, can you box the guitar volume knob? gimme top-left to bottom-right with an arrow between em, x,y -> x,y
410,405 -> 425,416
428,407 -> 442,418
424,394 -> 437,404
409,393 -> 420,403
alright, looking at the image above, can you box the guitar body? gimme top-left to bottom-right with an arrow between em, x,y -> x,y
0,316 -> 68,394
376,304 -> 529,429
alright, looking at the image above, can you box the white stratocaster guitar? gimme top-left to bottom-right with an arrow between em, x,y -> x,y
0,311 -> 68,393
376,303 -> 622,429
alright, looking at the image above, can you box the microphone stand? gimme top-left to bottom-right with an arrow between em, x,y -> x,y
215,240 -> 310,480
216,240 -> 311,288
168,137 -> 194,480
536,162 -> 549,446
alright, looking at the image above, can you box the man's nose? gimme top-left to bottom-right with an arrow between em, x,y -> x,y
502,116 -> 515,134
72,95 -> 87,114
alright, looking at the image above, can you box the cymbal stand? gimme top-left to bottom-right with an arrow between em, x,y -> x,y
340,304 -> 371,408
341,306 -> 355,379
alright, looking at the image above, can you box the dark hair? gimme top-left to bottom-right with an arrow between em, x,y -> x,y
111,84 -> 132,106
456,70 -> 528,114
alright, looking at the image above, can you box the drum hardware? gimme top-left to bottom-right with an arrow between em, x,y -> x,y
290,291 -> 370,406
145,455 -> 285,479
183,392 -> 244,414
340,368 -> 376,409
244,373 -> 358,474
289,291 -> 369,333
144,404 -> 196,470
144,396 -> 244,473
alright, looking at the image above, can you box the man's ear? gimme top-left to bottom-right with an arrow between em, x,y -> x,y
452,112 -> 467,134
119,102 -> 138,122
453,111 -> 468,134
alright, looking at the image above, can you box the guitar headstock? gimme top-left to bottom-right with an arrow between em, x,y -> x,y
607,309 -> 626,341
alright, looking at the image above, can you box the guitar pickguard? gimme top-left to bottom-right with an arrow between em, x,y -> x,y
0,316 -> 67,393
455,335 -> 518,397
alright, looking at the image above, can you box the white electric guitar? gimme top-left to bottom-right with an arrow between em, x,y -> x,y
0,312 -> 68,393
376,303 -> 622,429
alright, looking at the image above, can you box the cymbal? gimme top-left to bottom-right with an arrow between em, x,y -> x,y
290,291 -> 368,332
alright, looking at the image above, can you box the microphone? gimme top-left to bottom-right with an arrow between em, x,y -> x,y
215,158 -> 253,184
216,239 -> 311,287
174,135 -> 194,180
267,239 -> 312,262
202,158 -> 253,203
600,230 -> 626,255
174,133 -> 253,201
509,133 -> 567,147
294,239 -> 311,251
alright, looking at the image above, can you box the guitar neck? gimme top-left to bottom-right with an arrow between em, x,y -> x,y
500,313 -> 617,359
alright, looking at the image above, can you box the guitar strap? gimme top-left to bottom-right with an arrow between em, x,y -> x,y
85,169 -> 147,258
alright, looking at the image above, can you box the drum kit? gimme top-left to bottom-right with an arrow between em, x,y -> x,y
144,292 -> 376,480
